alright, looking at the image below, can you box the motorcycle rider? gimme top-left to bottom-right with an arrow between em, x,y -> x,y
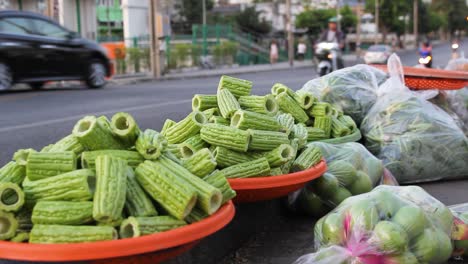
317,17 -> 345,69
419,40 -> 432,68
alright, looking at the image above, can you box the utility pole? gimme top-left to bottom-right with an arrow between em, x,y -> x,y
286,0 -> 294,66
356,0 -> 362,53
202,0 -> 206,25
413,0 -> 418,46
149,0 -> 161,79
336,0 -> 341,32
374,0 -> 379,44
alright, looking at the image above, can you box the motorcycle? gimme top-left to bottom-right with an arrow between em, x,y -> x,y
418,50 -> 432,68
315,42 -> 341,76
451,41 -> 460,59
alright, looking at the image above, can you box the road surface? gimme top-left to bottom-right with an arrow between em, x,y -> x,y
0,41 -> 466,207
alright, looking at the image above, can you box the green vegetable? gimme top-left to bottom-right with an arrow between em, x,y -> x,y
160,119 -> 176,137
185,207 -> 209,224
111,112 -> 140,147
192,94 -> 218,111
331,117 -> 351,138
321,213 -> 345,245
181,148 -> 217,177
179,134 -> 208,158
220,157 -> 270,178
97,115 -> 112,130
31,201 -> 93,225
16,208 -> 33,232
310,173 -> 339,198
203,170 -> 236,204
327,160 -> 357,186
13,148 -> 36,166
306,127 -> 327,141
231,110 -> 282,131
135,129 -> 167,160
26,151 -> 77,181
248,129 -> 289,151
93,155 -> 127,223
166,143 -> 183,159
201,124 -> 251,152
120,216 -> 186,238
280,139 -> 299,174
135,161 -> 197,220
291,146 -> 322,172
391,206 -> 426,239
347,170 -> 373,195
0,211 -> 18,240
328,187 -> 352,206
411,228 -> 439,263
0,182 -> 24,212
238,95 -> 278,115
157,156 -> 222,215
10,232 -> 29,243
218,75 -> 252,98
338,115 -> 357,131
48,135 -> 85,155
82,150 -> 144,169
295,90 -> 316,110
209,115 -> 230,125
217,88 -> 241,118
73,115 -> 124,150
309,102 -> 332,117
269,167 -> 284,176
125,167 -> 158,217
276,112 -> 295,134
369,220 -> 408,253
212,146 -> 252,168
291,124 -> 308,148
348,199 -> 379,232
203,108 -> 219,119
0,161 -> 25,185
263,144 -> 295,167
165,111 -> 207,144
314,116 -> 332,138
275,92 -> 309,123
271,83 -> 297,98
30,225 -> 117,243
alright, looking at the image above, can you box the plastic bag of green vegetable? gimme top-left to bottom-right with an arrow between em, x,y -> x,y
287,142 -> 398,218
361,54 -> 468,183
294,185 -> 455,264
300,64 -> 387,125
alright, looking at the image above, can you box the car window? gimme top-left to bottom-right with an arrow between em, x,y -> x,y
368,46 -> 386,52
0,17 -> 35,36
31,19 -> 69,39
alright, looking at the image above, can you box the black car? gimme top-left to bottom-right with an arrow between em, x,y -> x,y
0,10 -> 112,90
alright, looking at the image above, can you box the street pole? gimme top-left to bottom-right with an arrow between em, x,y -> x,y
336,0 -> 341,32
356,0 -> 362,53
202,0 -> 206,25
374,0 -> 379,44
413,0 -> 418,46
286,0 -> 294,66
149,0 -> 161,79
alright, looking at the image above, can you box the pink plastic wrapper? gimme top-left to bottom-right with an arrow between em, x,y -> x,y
295,186 -> 454,264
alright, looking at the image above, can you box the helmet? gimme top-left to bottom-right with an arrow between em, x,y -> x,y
328,17 -> 338,23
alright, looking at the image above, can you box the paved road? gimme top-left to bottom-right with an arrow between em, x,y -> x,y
0,41 -> 467,206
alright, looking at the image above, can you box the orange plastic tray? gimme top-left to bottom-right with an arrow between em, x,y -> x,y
372,64 -> 468,90
228,159 -> 327,203
0,201 -> 235,263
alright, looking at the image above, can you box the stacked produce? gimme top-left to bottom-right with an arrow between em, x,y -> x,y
361,55 -> 468,183
300,64 -> 387,125
0,111 -> 237,244
288,142 -> 398,218
449,203 -> 468,259
295,185 -> 455,264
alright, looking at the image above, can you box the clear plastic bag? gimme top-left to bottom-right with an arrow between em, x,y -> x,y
361,54 -> 468,183
429,90 -> 468,135
449,203 -> 468,259
300,64 -> 387,125
295,185 -> 454,264
287,142 -> 398,218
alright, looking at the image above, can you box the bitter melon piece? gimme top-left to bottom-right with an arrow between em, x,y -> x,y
111,112 -> 140,147
295,90 -> 317,110
13,148 -> 36,166
238,95 -> 278,116
160,119 -> 176,137
263,144 -> 295,167
135,129 -> 168,160
31,201 -> 93,225
306,127 -> 328,141
313,116 -> 332,138
179,134 -> 209,158
48,135 -> 85,155
0,161 -> 25,185
309,102 -> 332,117
231,110 -> 283,131
209,115 -> 230,125
0,182 -> 24,212
280,139 -> 299,174
181,148 -> 217,177
120,216 -> 186,238
331,117 -> 351,138
73,115 -> 124,150
165,111 -> 207,144
201,123 -> 251,152
203,108 -> 220,119
276,112 -> 295,134
0,211 -> 18,240
30,225 -> 117,243
217,88 -> 241,118
192,94 -> 218,111
276,92 -> 309,123
81,150 -> 144,169
220,158 -> 270,179
212,146 -> 252,168
218,75 -> 252,98
338,115 -> 357,131
291,124 -> 308,148
93,155 -> 127,223
185,207 -> 209,224
125,167 -> 158,217
248,129 -> 289,151
26,151 -> 77,181
10,232 -> 29,243
291,146 -> 322,172
203,170 -> 236,204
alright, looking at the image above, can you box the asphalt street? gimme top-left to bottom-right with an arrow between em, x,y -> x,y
0,41 -> 466,208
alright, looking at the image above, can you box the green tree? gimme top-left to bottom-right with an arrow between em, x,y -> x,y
235,6 -> 271,34
432,0 -> 468,34
175,0 -> 214,33
365,0 -> 412,39
296,8 -> 335,36
340,5 -> 358,33
412,1 -> 446,35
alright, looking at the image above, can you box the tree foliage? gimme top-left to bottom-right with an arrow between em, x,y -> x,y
295,6 -> 357,36
431,0 -> 468,34
365,0 -> 411,35
179,0 -> 214,24
235,6 -> 272,34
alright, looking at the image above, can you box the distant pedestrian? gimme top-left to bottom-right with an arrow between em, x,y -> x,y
297,41 -> 306,61
270,40 -> 279,64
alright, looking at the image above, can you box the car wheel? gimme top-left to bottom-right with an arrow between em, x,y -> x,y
86,61 -> 107,89
0,63 -> 12,91
29,82 -> 45,90
319,67 -> 328,77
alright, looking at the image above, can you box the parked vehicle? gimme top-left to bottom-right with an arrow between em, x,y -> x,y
0,10 -> 112,91
315,42 -> 341,76
363,44 -> 392,64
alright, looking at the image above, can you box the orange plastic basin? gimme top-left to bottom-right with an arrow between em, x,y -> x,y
372,64 -> 468,90
0,201 -> 235,263
228,159 -> 327,203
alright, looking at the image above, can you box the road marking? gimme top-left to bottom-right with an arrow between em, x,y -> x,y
0,99 -> 191,133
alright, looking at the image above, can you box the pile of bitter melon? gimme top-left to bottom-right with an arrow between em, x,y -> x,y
0,75 -> 356,244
